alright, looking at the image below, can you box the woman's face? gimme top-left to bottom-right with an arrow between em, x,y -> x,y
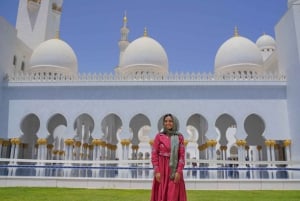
164,115 -> 174,130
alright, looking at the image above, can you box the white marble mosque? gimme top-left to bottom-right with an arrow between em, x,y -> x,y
0,0 -> 300,182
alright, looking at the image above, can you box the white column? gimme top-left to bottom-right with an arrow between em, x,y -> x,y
207,139 -> 217,179
8,138 -> 21,176
0,139 -> 4,158
236,140 -> 247,179
64,139 -> 74,177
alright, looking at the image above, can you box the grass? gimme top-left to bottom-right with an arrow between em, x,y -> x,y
0,188 -> 299,201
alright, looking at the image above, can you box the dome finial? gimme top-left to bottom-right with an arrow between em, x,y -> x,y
234,26 -> 239,37
143,27 -> 148,37
55,30 -> 60,39
123,11 -> 127,25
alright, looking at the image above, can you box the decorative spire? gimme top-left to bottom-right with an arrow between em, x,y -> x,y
55,30 -> 60,39
120,11 -> 129,42
123,11 -> 127,27
234,26 -> 239,37
143,27 -> 148,37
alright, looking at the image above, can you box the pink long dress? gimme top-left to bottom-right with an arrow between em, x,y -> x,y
150,133 -> 187,201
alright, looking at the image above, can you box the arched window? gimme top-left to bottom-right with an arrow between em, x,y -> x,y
13,55 -> 17,66
21,61 -> 25,71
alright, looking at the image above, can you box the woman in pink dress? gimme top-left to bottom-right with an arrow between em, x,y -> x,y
150,113 -> 187,201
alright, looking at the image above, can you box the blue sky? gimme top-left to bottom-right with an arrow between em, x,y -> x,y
0,0 -> 287,73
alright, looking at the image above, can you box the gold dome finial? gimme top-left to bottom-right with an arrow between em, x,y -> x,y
123,11 -> 127,23
55,30 -> 60,39
234,26 -> 239,37
143,27 -> 148,37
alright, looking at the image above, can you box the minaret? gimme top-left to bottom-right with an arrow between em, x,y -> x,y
275,1 -> 300,162
118,12 -> 130,66
16,0 -> 63,50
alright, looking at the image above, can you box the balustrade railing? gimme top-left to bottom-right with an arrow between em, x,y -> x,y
6,72 -> 286,82
0,158 -> 299,180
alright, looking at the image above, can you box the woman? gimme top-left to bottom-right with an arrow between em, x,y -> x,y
150,113 -> 187,201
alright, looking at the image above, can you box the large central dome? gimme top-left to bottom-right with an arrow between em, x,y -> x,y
118,36 -> 168,75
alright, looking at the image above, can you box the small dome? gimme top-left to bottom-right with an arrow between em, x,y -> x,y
119,36 -> 168,74
256,34 -> 276,50
29,38 -> 78,75
214,34 -> 263,73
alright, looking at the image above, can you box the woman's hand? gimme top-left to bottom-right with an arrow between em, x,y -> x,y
155,172 -> 161,183
174,172 -> 180,183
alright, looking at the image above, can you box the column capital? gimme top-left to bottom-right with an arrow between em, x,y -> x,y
10,138 -> 21,145
236,139 -> 247,147
220,145 -> 227,151
83,143 -> 89,148
75,141 -> 81,147
198,143 -> 207,151
64,138 -> 74,146
92,139 -> 106,146
283,139 -> 292,147
206,139 -> 217,147
37,138 -> 47,145
131,145 -> 139,150
2,140 -> 10,146
47,144 -> 54,149
265,139 -> 276,147
120,139 -> 131,146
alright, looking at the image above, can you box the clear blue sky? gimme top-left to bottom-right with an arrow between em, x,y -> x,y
0,0 -> 287,73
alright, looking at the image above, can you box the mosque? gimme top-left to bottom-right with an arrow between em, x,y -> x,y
0,0 -> 300,181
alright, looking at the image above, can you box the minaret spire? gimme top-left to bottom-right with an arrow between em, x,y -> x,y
120,11 -> 129,41
118,11 -> 130,67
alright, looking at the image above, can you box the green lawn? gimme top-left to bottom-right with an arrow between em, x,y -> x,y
0,188 -> 299,201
